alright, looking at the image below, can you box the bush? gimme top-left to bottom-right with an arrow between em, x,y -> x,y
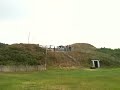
0,44 -> 45,65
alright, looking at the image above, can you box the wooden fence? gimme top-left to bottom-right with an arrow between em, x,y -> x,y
0,65 -> 46,72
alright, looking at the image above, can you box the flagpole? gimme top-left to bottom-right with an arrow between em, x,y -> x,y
28,32 -> 30,44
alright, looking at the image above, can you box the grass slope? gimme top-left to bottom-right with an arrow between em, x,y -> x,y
0,68 -> 120,90
0,42 -> 120,67
0,43 -> 45,65
47,43 -> 120,68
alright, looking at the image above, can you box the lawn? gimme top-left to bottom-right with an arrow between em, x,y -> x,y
0,68 -> 120,90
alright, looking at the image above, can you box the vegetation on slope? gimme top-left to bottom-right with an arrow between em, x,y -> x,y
71,43 -> 96,52
0,42 -> 120,67
47,43 -> 120,68
0,43 -> 45,65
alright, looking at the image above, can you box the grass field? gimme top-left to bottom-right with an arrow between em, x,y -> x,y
0,68 -> 120,90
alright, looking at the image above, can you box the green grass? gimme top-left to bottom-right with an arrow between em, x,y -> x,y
0,68 -> 120,90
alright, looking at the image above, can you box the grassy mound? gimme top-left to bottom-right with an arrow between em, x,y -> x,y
71,43 -> 96,52
47,43 -> 120,68
0,43 -> 45,65
0,42 -> 120,68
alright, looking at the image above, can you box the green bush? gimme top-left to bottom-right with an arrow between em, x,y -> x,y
0,43 -> 45,65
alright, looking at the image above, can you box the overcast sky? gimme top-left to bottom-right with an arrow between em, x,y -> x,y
0,0 -> 120,48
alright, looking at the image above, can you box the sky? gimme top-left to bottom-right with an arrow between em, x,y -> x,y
0,0 -> 120,48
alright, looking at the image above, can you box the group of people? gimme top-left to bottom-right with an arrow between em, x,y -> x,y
48,45 -> 72,52
57,45 -> 72,51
